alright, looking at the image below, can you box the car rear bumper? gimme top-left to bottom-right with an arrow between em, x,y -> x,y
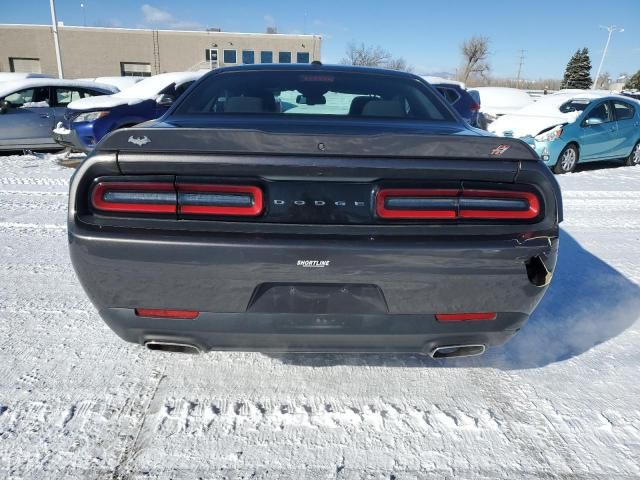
102,308 -> 528,354
69,225 -> 558,354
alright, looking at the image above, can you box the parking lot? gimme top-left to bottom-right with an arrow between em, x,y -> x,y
0,153 -> 639,478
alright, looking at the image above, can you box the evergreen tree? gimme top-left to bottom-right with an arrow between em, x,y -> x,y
561,48 -> 593,89
625,70 -> 640,90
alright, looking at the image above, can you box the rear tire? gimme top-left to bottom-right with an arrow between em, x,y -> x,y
625,141 -> 640,167
553,144 -> 578,174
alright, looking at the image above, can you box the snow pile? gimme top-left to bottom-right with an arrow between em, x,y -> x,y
469,87 -> 533,117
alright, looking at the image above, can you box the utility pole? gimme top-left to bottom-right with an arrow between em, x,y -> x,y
516,49 -> 526,87
81,2 -> 86,27
593,25 -> 623,90
49,0 -> 64,78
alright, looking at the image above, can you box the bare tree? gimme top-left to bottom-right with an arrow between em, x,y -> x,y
341,42 -> 412,71
386,57 -> 413,73
341,42 -> 391,67
459,36 -> 490,82
596,72 -> 611,89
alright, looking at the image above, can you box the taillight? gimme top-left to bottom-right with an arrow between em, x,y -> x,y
90,180 -> 264,217
459,189 -> 539,219
177,184 -> 263,216
376,189 -> 459,219
91,182 -> 176,213
376,188 -> 540,221
470,103 -> 481,112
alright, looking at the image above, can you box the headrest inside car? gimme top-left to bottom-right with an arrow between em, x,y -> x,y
361,100 -> 405,117
224,96 -> 264,113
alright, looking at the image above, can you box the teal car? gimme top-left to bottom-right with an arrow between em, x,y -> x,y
489,93 -> 640,174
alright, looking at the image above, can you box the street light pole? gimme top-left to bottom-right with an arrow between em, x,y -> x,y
49,0 -> 64,78
593,25 -> 623,90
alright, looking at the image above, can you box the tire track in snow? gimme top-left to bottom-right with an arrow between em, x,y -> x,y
0,222 -> 66,237
0,176 -> 69,187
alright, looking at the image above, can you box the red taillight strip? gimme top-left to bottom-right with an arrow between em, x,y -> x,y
177,184 -> 263,216
376,188 -> 459,219
91,182 -> 176,213
135,308 -> 199,319
435,312 -> 497,322
459,189 -> 540,219
376,188 -> 540,220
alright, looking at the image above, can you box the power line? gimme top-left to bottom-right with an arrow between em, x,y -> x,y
516,49 -> 526,85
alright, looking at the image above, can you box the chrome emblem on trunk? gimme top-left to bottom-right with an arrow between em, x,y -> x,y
490,144 -> 511,156
128,135 -> 151,146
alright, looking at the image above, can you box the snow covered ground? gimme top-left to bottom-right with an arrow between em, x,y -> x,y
0,154 -> 639,479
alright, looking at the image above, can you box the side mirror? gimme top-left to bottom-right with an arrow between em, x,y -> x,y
584,117 -> 604,127
0,100 -> 9,114
156,94 -> 175,107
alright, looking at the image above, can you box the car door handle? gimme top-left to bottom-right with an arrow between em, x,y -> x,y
40,113 -> 51,119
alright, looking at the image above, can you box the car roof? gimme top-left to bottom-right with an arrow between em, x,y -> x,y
0,78 -> 119,97
205,63 -> 423,81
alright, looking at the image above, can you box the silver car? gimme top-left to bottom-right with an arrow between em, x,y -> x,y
0,79 -> 117,151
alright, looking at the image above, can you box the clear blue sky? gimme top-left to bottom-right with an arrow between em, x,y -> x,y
2,0 -> 638,79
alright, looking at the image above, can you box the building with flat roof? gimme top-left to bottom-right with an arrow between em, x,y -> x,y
0,24 -> 322,78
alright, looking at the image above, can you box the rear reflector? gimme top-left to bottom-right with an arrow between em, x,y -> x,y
92,182 -> 176,213
435,312 -> 497,322
376,188 -> 540,220
177,184 -> 263,216
135,308 -> 199,319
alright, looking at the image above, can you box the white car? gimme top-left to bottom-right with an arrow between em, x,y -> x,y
76,76 -> 145,91
468,87 -> 534,125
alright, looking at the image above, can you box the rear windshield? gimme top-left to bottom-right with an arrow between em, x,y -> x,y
173,70 -> 454,121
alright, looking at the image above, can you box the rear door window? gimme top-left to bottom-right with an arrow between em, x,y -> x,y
436,87 -> 460,105
54,87 -> 83,107
613,101 -> 635,121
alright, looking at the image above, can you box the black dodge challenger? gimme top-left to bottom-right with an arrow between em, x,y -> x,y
68,64 -> 562,358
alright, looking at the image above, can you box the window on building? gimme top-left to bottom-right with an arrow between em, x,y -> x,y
296,52 -> 310,63
278,51 -> 292,63
242,50 -> 255,64
120,62 -> 151,77
9,57 -> 41,73
260,51 -> 273,63
223,49 -> 237,64
205,48 -> 219,66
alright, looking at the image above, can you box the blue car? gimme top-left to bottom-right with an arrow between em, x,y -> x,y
425,78 -> 482,128
489,92 -> 640,173
53,71 -> 205,152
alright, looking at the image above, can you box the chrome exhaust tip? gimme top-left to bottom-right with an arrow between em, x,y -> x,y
144,341 -> 201,354
430,344 -> 485,359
